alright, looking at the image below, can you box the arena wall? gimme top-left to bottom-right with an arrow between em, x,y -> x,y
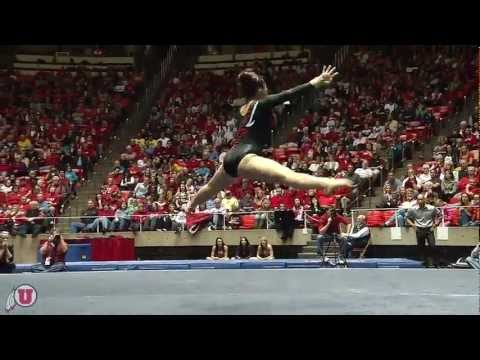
9,227 -> 479,264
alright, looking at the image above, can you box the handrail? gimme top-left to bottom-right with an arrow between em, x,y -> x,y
2,203 -> 478,235
3,205 -> 477,223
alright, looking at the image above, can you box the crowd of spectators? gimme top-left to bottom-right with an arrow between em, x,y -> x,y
73,46 -> 476,234
0,67 -> 144,236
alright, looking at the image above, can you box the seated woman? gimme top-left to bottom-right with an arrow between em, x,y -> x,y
255,237 -> 275,260
459,193 -> 478,226
231,236 -> 252,260
207,237 -> 229,260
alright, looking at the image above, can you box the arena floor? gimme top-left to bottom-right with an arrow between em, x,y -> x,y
0,268 -> 478,315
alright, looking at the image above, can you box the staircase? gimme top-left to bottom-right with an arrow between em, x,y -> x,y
56,46 -> 194,233
297,95 -> 475,260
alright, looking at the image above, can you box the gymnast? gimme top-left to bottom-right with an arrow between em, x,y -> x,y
187,65 -> 352,213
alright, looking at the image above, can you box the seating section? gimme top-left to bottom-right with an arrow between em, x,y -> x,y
0,66 -> 144,235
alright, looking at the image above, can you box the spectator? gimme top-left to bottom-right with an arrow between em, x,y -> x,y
172,205 -> 187,233
384,189 -> 417,227
274,203 -> 295,241
338,214 -> 370,262
207,237 -> 229,260
255,198 -> 274,229
458,166 -> 479,193
416,164 -> 432,190
0,231 -> 15,273
156,203 -> 176,231
221,190 -> 239,212
402,168 -> 418,190
120,171 -> 136,191
207,198 -> 226,231
133,179 -> 149,198
377,183 -> 399,209
18,201 -> 45,237
315,207 -> 351,258
459,193 -> 478,226
65,165 -> 79,198
239,192 -> 255,211
255,237 -> 274,260
31,231 -> 68,273
308,196 -> 323,216
292,198 -> 304,227
91,204 -> 115,234
131,203 -> 150,232
112,202 -> 131,231
440,170 -> 457,202
354,160 -> 376,195
406,194 -> 441,267
384,171 -> 402,192
232,236 -> 252,259
69,200 -> 98,233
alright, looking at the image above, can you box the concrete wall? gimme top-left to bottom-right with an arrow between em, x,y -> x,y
10,227 -> 478,263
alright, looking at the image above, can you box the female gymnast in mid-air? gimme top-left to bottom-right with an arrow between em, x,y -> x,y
187,65 -> 352,213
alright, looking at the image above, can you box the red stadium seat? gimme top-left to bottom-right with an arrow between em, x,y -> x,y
366,211 -> 384,227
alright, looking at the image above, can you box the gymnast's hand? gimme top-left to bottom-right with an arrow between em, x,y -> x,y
309,65 -> 339,88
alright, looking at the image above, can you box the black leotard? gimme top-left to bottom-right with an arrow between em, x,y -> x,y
223,83 -> 315,177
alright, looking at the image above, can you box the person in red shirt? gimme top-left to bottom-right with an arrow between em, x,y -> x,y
45,187 -> 60,210
458,166 -> 479,193
6,188 -> 21,206
312,207 -> 351,257
105,177 -> 120,195
90,204 -> 115,234
131,203 -> 150,232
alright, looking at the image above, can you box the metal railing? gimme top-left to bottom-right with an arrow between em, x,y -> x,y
4,204 -> 478,236
350,205 -> 480,228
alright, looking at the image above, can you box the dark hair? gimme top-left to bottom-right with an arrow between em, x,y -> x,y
215,237 -> 225,248
237,237 -> 251,258
237,69 -> 266,99
239,236 -> 250,246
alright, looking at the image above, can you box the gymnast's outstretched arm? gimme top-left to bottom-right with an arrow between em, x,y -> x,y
257,65 -> 338,110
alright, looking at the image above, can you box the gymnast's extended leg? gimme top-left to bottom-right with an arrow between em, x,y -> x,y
188,166 -> 235,212
238,154 -> 352,191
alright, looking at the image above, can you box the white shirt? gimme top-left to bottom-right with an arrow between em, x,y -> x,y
208,206 -> 226,215
293,206 -> 304,221
348,225 -> 370,239
384,103 -> 396,113
158,137 -> 170,148
355,168 -> 373,179
324,161 -> 339,172
416,173 -> 432,186
400,200 -> 417,209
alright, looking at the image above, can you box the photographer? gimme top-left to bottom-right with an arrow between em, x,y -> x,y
31,231 -> 69,273
0,231 -> 15,273
314,207 -> 351,257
